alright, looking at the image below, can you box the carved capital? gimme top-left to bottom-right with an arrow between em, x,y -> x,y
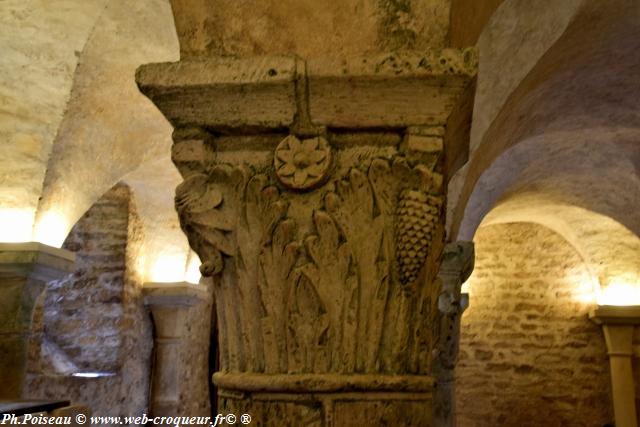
137,49 -> 477,426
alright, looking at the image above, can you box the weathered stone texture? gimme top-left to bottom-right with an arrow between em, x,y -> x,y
449,0 -> 506,47
26,183 -> 152,421
180,288 -> 213,416
456,222 -> 613,427
169,0 -> 451,59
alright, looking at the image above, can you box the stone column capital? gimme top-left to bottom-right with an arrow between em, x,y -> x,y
0,242 -> 75,283
137,48 -> 478,426
143,282 -> 210,308
143,282 -> 213,418
0,243 -> 75,399
439,241 -> 474,281
590,305 -> 640,326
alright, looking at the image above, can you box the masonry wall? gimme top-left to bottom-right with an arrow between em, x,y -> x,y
27,183 -> 152,419
456,222 -> 613,427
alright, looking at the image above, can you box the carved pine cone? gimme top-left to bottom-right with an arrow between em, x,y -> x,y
396,189 -> 441,284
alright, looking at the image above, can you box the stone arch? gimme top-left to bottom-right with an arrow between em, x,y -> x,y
0,0 -> 108,241
31,0 -> 179,247
447,0 -> 640,297
121,157 -> 195,284
27,182 -> 153,416
455,132 -> 640,291
449,0 -> 640,236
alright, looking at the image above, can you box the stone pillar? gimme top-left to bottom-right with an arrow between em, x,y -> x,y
143,282 -> 212,418
137,45 -> 476,424
590,305 -> 640,427
433,242 -> 473,427
0,242 -> 75,399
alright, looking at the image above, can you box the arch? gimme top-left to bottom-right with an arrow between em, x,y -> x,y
0,0 -> 108,241
122,157 -> 194,284
32,0 -> 179,247
449,0 -> 640,239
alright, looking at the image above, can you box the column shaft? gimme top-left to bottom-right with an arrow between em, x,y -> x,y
603,325 -> 637,427
0,243 -> 75,399
144,283 -> 212,418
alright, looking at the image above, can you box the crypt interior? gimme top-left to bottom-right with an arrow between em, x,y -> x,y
1,0 -> 639,426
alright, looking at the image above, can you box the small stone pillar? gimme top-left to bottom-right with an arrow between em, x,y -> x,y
0,242 -> 75,398
590,305 -> 640,427
143,282 -> 212,418
433,242 -> 473,427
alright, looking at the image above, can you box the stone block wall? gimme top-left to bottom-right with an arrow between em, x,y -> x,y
456,222 -> 614,427
27,183 -> 152,419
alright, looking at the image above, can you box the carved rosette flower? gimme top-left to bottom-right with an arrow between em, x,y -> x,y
274,135 -> 331,190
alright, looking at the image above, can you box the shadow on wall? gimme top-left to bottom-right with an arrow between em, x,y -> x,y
26,183 -> 153,418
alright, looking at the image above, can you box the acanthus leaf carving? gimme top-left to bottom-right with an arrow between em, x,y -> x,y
288,274 -> 330,373
234,173 -> 293,372
299,210 -> 358,373
174,133 -> 448,377
259,218 -> 301,373
325,167 -> 390,372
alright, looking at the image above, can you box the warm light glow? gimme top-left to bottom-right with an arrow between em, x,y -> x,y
461,278 -> 472,296
33,211 -> 70,248
597,282 -> 640,306
72,372 -> 115,378
571,276 -> 598,304
184,251 -> 202,284
148,253 -> 187,283
0,208 -> 35,242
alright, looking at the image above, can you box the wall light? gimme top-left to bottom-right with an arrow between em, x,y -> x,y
148,252 -> 188,283
32,210 -> 70,248
0,208 -> 35,243
184,251 -> 202,284
597,282 -> 640,306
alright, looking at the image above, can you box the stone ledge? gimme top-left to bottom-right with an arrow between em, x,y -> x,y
143,282 -> 210,307
308,49 -> 477,128
213,372 -> 435,393
136,49 -> 478,133
0,243 -> 75,282
136,56 -> 297,130
590,305 -> 640,325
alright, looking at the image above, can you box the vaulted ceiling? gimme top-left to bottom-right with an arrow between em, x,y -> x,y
1,0 -> 637,292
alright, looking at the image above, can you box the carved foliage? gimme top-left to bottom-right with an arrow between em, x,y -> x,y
176,139 -> 446,375
297,210 -> 357,373
325,167 -> 391,372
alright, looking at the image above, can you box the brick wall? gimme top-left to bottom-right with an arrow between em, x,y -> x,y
456,222 -> 613,427
27,183 -> 152,419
